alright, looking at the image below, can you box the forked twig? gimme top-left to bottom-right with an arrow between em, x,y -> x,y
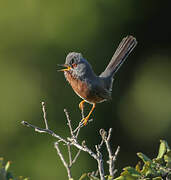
55,142 -> 72,179
100,128 -> 120,177
21,102 -> 120,180
95,145 -> 105,180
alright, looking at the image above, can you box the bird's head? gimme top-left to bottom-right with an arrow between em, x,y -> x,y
58,52 -> 94,78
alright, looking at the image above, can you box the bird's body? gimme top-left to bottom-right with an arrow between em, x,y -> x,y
64,69 -> 111,104
59,35 -> 137,125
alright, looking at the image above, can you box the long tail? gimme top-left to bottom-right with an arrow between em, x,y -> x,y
100,35 -> 137,78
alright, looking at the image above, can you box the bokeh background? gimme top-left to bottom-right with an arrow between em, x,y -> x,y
0,0 -> 171,179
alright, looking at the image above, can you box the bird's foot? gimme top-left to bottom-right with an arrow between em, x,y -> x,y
80,103 -> 95,126
81,117 -> 89,126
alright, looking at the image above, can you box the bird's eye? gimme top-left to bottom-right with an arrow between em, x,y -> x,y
72,63 -> 77,68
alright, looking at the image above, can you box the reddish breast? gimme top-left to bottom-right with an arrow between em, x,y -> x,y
65,72 -> 105,103
65,72 -> 90,100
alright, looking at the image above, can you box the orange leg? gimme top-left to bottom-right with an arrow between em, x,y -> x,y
79,100 -> 85,111
81,103 -> 96,126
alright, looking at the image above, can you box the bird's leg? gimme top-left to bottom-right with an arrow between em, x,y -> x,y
79,100 -> 85,111
81,103 -> 96,126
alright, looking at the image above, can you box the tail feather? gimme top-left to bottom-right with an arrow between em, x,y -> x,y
100,35 -> 137,78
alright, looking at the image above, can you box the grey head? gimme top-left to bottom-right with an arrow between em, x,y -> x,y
65,52 -> 96,79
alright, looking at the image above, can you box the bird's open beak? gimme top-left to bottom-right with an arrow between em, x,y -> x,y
57,64 -> 71,72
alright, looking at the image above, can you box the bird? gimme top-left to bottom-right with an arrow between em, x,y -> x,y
58,35 -> 137,125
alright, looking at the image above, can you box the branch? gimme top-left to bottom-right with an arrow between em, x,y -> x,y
113,146 -> 120,162
72,149 -> 81,165
21,102 -> 98,178
100,128 -> 120,177
64,109 -> 75,139
95,145 -> 105,180
21,121 -> 68,144
64,108 -> 92,139
54,142 -> 72,179
21,101 -> 120,180
42,101 -> 49,129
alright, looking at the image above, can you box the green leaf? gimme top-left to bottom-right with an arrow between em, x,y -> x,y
137,153 -> 152,163
164,141 -> 170,152
113,175 -> 125,180
87,173 -> 100,180
156,140 -> 167,159
5,161 -> 11,171
0,157 -> 28,180
152,177 -> 163,180
123,167 -> 141,177
135,161 -> 141,172
114,175 -> 136,180
17,177 -> 29,180
164,150 -> 171,168
79,173 -> 87,180
140,161 -> 157,176
119,167 -> 141,180
89,175 -> 100,180
153,157 -> 164,165
107,175 -> 114,180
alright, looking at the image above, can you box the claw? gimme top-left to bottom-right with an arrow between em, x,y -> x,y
80,103 -> 96,126
81,117 -> 89,126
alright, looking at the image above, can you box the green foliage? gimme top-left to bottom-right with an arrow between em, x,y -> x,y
80,140 -> 171,180
115,140 -> 171,180
0,157 -> 28,180
1,140 -> 170,180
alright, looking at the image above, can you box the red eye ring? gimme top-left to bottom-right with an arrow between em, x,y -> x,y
72,63 -> 77,68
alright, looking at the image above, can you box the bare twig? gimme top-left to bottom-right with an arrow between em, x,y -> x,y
100,128 -> 120,178
54,142 -> 72,179
64,109 -> 75,139
22,118 -> 98,159
21,121 -> 68,144
21,102 -> 120,180
67,137 -> 98,160
95,145 -> 105,180
98,140 -> 104,149
107,128 -> 112,141
72,149 -> 81,165
106,129 -> 115,177
42,102 -> 49,129
67,144 -> 72,167
95,169 -> 99,176
64,108 -> 83,139
74,121 -> 84,139
113,146 -> 120,165
64,107 -> 92,139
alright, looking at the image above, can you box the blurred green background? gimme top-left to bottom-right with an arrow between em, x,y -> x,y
0,0 -> 171,179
